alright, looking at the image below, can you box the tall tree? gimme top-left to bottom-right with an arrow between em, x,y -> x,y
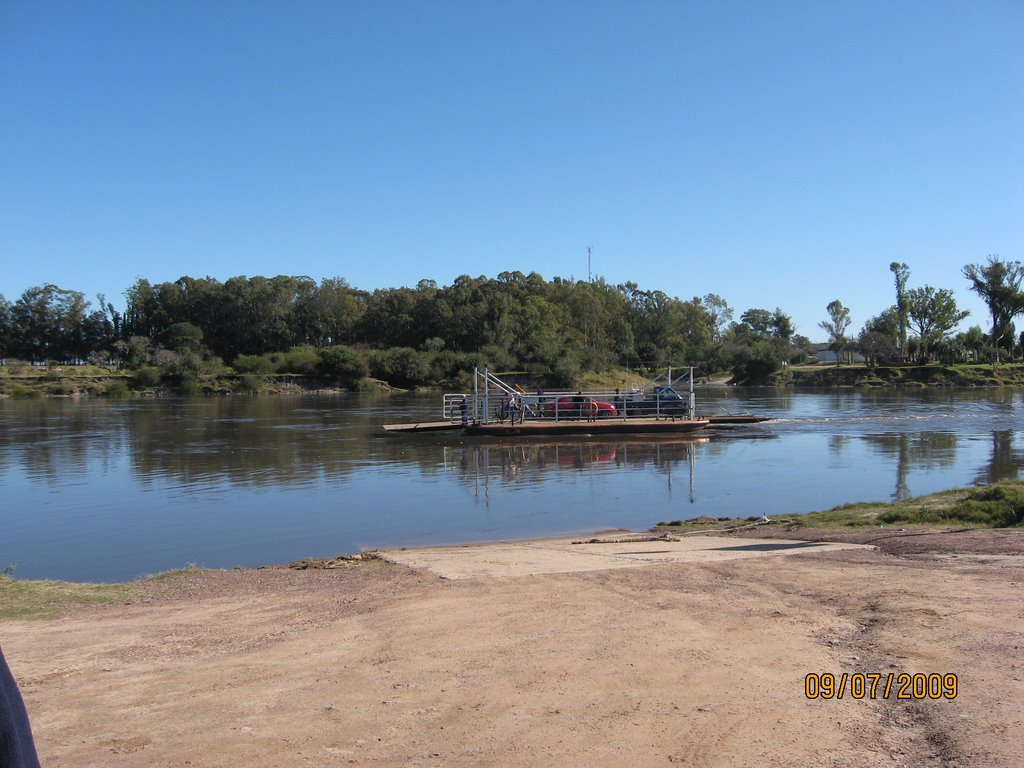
904,286 -> 970,362
857,307 -> 899,367
698,293 -> 733,369
819,300 -> 851,365
890,262 -> 910,362
739,308 -> 775,336
857,329 -> 895,368
863,306 -> 900,341
0,294 -> 11,364
962,256 -> 1024,363
959,326 -> 988,361
771,308 -> 795,340
700,294 -> 733,343
10,284 -> 90,363
739,307 -> 795,365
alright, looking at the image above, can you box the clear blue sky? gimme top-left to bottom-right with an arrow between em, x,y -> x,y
1,0 -> 1021,342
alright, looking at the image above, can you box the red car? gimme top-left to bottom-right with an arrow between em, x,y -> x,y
541,395 -> 617,419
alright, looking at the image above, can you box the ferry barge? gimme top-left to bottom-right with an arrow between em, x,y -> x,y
381,368 -> 759,437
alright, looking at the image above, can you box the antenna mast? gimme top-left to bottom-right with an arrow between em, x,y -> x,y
587,245 -> 592,282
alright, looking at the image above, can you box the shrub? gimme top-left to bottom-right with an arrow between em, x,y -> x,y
430,350 -> 478,386
965,483 -> 1024,526
235,374 -> 263,393
233,354 -> 276,374
724,341 -> 783,383
104,381 -> 131,398
131,366 -> 162,388
552,353 -> 582,387
479,345 -> 516,372
351,377 -> 378,392
318,345 -> 370,380
174,375 -> 202,396
278,347 -> 319,375
369,347 -> 431,388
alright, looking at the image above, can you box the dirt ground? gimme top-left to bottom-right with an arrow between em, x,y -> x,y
2,528 -> 1023,767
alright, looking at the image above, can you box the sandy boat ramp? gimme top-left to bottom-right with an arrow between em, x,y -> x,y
2,527 -> 1022,767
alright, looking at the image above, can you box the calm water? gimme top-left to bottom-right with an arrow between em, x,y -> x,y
2,388 -> 1022,582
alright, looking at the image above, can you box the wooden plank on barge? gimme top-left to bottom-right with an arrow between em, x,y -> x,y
381,421 -> 462,433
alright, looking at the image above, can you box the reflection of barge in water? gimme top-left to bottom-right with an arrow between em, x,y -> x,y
382,368 -> 769,437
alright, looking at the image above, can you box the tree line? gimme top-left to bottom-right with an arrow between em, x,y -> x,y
0,256 -> 1021,388
816,258 -> 1024,367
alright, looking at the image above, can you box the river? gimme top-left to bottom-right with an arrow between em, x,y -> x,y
1,388 -> 1021,582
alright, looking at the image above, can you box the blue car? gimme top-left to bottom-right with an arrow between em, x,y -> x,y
621,386 -> 688,416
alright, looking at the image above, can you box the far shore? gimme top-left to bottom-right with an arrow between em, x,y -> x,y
3,361 -> 1024,400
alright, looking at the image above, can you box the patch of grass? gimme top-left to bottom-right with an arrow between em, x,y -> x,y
131,366 -> 162,388
9,386 -> 42,399
142,563 -> 205,581
878,482 -> 1024,527
780,483 -> 1023,529
104,380 -> 132,398
351,376 -> 383,392
235,373 -> 264,393
655,484 -> 1023,533
788,362 -> 1024,387
798,501 -> 892,527
174,375 -> 203,396
0,575 -> 133,620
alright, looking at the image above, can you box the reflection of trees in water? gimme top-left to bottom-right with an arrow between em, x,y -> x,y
441,439 -> 705,509
974,431 -> 1024,486
0,399 -> 130,481
127,397 -> 367,486
858,427 -> 1023,501
5,392 -> 1020,495
444,439 -> 705,490
449,443 -> 621,483
860,432 -> 960,501
0,397 -> 372,488
829,435 -> 849,455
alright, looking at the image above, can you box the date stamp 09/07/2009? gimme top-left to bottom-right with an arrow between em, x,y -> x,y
805,672 -> 958,701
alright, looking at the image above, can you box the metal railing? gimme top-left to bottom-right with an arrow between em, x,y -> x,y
442,367 -> 697,425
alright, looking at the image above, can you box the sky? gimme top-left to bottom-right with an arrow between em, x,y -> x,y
1,1 -> 1021,342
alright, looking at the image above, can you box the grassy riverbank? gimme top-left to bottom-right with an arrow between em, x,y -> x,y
0,575 -> 133,620
769,362 -> 1024,387
0,365 -> 389,398
0,564 -> 212,620
655,480 -> 1024,531
3,360 -> 1024,398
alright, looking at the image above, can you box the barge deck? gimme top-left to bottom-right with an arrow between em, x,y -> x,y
381,367 -> 769,437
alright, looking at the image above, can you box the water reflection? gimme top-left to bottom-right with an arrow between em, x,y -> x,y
2,392 -> 1019,494
859,432 -> 961,501
442,438 -> 708,506
974,431 -> 1024,486
1,390 -> 1022,582
0,397 -> 376,488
